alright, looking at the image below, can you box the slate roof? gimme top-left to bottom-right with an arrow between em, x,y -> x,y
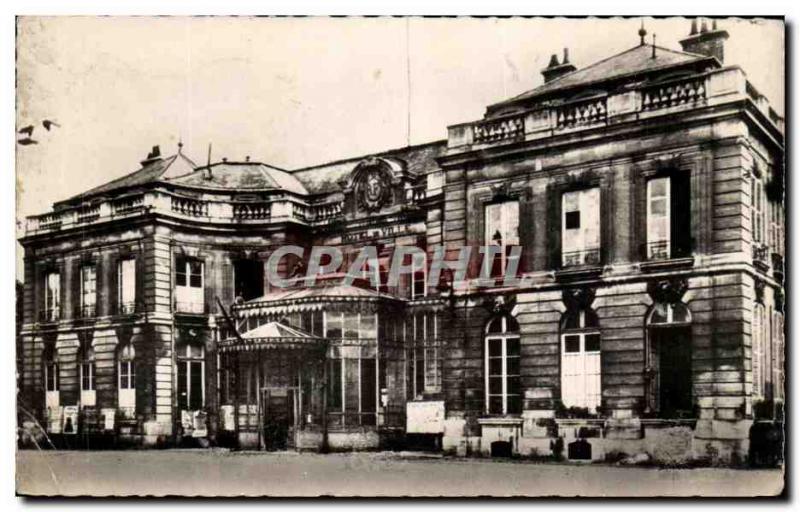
488,43 -> 715,114
290,140 -> 447,195
169,162 -> 308,195
56,153 -> 308,207
58,153 -> 196,207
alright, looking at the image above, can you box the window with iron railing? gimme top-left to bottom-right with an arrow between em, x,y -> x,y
80,264 -> 96,318
562,188 -> 600,267
117,258 -> 136,315
485,200 -> 520,278
43,271 -> 60,322
646,172 -> 691,261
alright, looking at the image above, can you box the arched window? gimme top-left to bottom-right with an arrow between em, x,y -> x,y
646,301 -> 693,418
43,344 -> 59,408
560,308 -> 601,412
484,314 -> 521,415
79,344 -> 96,407
177,342 -> 205,411
647,301 -> 691,325
118,344 -> 136,415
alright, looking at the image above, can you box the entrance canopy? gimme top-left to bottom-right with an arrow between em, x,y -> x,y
218,321 -> 325,353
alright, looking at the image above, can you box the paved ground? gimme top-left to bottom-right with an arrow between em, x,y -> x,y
16,450 -> 784,497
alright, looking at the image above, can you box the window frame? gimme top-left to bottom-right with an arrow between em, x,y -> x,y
484,315 -> 521,416
560,309 -> 602,412
484,199 -> 520,278
177,343 -> 206,411
117,257 -> 136,315
44,270 -> 61,321
646,176 -> 671,260
80,264 -> 97,318
323,311 -> 380,426
175,257 -> 205,314
561,187 -> 601,267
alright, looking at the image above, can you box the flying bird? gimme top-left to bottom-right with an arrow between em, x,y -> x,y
17,138 -> 38,145
18,125 -> 34,136
42,119 -> 60,131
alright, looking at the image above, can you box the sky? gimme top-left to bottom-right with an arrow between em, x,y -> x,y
15,16 -> 784,279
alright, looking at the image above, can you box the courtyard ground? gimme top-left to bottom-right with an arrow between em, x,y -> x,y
16,449 -> 784,497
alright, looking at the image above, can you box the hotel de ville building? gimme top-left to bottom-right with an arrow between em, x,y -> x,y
18,20 -> 784,465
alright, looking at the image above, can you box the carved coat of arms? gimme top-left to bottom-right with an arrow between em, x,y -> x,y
356,164 -> 391,212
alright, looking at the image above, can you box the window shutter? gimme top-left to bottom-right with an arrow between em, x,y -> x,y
546,185 -> 561,269
221,261 -> 233,308
71,260 -> 82,318
670,172 -> 692,257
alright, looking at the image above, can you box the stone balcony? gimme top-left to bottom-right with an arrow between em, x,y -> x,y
24,183 -> 435,236
446,67 -> 784,152
24,190 -> 350,236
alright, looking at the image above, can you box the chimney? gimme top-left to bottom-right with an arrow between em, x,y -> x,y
140,145 -> 162,166
541,48 -> 577,83
679,17 -> 729,63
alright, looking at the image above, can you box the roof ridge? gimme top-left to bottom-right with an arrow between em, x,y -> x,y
501,45 -> 644,104
492,43 -> 711,109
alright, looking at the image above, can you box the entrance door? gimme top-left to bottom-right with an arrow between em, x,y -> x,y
653,326 -> 693,418
261,388 -> 296,451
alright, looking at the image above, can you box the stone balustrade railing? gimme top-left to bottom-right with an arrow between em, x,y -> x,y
232,202 -> 271,221
472,114 -> 525,145
307,201 -> 343,223
555,95 -> 607,130
447,67 -> 783,151
405,185 -> 427,203
26,189 -> 364,235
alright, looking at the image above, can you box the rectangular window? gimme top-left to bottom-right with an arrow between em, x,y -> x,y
175,257 -> 204,313
327,357 -> 342,410
118,358 -> 136,413
45,360 -> 60,409
45,362 -> 59,392
773,312 -> 784,402
485,336 -> 521,415
560,331 -> 602,412
118,258 -> 136,314
752,304 -> 765,399
324,312 -> 380,426
233,259 -> 264,301
80,265 -> 96,317
80,359 -> 96,407
409,313 -> 441,396
485,200 -> 520,278
44,271 -> 60,321
646,173 -> 691,260
561,188 -> 600,267
412,257 -> 427,299
752,178 -> 765,244
119,361 -> 135,389
647,177 -> 670,260
178,360 -> 205,411
81,362 -> 95,391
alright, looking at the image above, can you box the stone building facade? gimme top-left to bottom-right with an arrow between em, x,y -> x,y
18,21 -> 784,464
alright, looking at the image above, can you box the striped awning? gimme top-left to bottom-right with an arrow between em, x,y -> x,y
218,321 -> 325,353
